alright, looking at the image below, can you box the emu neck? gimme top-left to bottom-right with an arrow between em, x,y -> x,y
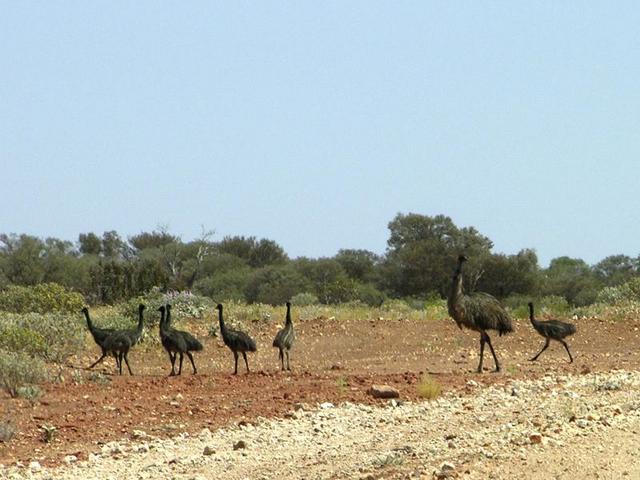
83,310 -> 94,331
285,305 -> 292,325
218,309 -> 227,333
159,310 -> 167,332
448,264 -> 464,307
137,309 -> 144,333
528,306 -> 539,327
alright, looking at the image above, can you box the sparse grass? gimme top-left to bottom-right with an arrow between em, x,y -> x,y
372,452 -> 405,468
416,374 -> 442,399
336,376 -> 348,393
87,371 -> 110,385
506,365 -> 519,375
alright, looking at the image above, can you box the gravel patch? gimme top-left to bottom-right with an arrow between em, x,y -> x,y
3,370 -> 640,479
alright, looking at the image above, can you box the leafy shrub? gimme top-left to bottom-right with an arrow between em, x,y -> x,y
0,283 -> 84,314
597,277 -> 640,304
508,295 -> 571,319
0,350 -> 48,397
290,292 -> 319,306
121,287 -> 213,322
0,312 -> 85,363
353,283 -> 386,306
416,374 -> 442,399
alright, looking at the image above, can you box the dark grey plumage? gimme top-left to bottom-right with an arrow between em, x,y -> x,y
216,303 -> 257,375
83,306 -> 118,369
448,255 -> 513,373
272,301 -> 295,371
528,302 -> 576,363
102,303 -> 146,375
159,304 -> 203,376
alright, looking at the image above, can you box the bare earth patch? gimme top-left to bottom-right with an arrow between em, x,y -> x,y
1,315 -> 640,478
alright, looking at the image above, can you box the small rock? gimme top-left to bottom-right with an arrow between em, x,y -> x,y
233,440 -> 247,450
529,432 -> 543,444
293,402 -> 306,411
132,430 -> 148,440
436,461 -> 457,479
203,446 -> 216,456
63,455 -> 77,464
576,419 -> 589,429
466,380 -> 478,387
319,402 -> 335,409
29,461 -> 42,473
368,385 -> 400,399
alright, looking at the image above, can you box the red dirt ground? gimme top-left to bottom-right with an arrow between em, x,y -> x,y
2,315 -> 639,467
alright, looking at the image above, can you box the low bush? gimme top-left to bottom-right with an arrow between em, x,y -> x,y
290,292 -> 319,306
0,312 -> 85,364
0,350 -> 48,398
0,283 -> 84,314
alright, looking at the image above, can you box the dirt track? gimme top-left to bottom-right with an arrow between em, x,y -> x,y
2,314 -> 640,477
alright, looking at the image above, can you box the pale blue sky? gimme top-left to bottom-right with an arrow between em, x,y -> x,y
2,2 -> 639,266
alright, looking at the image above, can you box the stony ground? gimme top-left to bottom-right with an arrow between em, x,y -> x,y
2,314 -> 640,478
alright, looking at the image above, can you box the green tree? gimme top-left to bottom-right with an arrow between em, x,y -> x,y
382,213 -> 493,297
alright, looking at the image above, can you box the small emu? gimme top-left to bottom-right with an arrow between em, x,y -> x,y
272,301 -> 295,371
83,306 -> 117,369
158,304 -> 203,375
104,303 -> 146,375
448,255 -> 513,373
216,303 -> 257,374
528,302 -> 577,363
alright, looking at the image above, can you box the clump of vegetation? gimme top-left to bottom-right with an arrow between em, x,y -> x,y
290,292 -> 319,306
0,312 -> 85,363
0,283 -> 84,314
41,424 -> 57,443
0,417 -> 16,442
122,287 -> 213,322
0,350 -> 48,398
416,374 -> 442,399
336,376 -> 348,393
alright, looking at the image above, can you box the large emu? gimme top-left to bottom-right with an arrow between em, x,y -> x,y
528,302 -> 576,363
216,303 -> 257,374
448,255 -> 513,372
83,306 -> 117,369
104,303 -> 146,375
159,304 -> 203,375
272,301 -> 295,371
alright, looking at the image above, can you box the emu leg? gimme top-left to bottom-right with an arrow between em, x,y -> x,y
233,351 -> 239,375
285,350 -> 291,371
279,349 -> 284,371
186,352 -> 197,374
177,353 -> 184,375
118,353 -> 124,375
530,338 -> 550,362
477,334 -> 486,373
168,352 -> 177,376
560,340 -> 574,363
123,352 -> 133,375
484,333 -> 501,372
242,352 -> 250,373
88,352 -> 107,369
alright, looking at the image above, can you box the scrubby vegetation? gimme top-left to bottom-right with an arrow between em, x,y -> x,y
1,213 -> 639,402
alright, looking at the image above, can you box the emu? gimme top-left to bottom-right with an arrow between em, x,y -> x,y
528,302 -> 576,363
158,304 -> 203,375
82,306 -> 117,369
104,303 -> 146,375
272,301 -> 295,371
448,255 -> 513,372
216,303 -> 257,374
